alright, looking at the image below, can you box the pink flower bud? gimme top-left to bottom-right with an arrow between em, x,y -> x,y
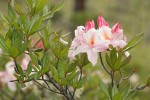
85,19 -> 95,32
112,22 -> 120,33
97,15 -> 109,28
36,40 -> 43,49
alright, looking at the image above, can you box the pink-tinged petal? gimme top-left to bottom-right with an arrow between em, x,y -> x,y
123,35 -> 127,42
8,82 -> 16,91
111,39 -> 127,48
36,40 -> 43,49
85,19 -> 95,32
72,45 -> 87,58
84,28 -> 97,46
21,55 -> 30,70
87,49 -> 98,66
93,40 -> 110,52
0,71 -> 6,77
5,61 -> 15,75
75,26 -> 85,37
68,44 -> 87,61
111,22 -> 124,40
112,22 -> 120,33
97,15 -> 109,28
98,26 -> 112,41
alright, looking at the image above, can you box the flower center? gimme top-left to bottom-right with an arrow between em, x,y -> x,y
90,35 -> 95,46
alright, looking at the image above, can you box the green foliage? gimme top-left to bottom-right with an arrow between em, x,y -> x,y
123,33 -> 144,52
0,0 -> 147,100
99,79 -> 111,100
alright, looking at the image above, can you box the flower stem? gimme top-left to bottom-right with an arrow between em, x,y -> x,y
99,53 -> 111,75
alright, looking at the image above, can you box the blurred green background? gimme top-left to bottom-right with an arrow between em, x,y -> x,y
0,0 -> 150,100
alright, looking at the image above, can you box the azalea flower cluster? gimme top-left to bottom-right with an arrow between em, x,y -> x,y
68,16 -> 127,66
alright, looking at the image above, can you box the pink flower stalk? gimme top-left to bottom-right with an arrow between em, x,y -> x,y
97,15 -> 109,28
85,19 -> 95,32
68,15 -> 128,66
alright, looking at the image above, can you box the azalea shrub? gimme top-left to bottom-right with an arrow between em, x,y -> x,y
0,0 -> 149,100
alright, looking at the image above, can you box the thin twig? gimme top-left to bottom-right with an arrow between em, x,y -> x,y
111,71 -> 115,87
99,53 -> 115,87
117,70 -> 135,88
45,73 -> 61,91
42,75 -> 51,91
72,88 -> 76,100
99,53 -> 111,75
130,84 -> 148,92
14,59 -> 19,74
34,80 -> 61,94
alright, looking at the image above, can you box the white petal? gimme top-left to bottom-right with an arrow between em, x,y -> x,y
8,82 -> 16,91
73,45 -> 87,57
87,49 -> 98,66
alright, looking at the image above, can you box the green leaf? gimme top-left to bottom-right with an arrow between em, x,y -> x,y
43,1 -> 63,20
60,47 -> 69,57
29,53 -> 40,70
6,29 -> 24,48
66,71 -> 79,82
112,85 -> 118,97
110,48 -> 117,65
122,84 -> 131,100
8,4 -> 16,19
50,65 -> 60,83
77,77 -> 87,88
77,54 -> 89,67
51,1 -> 64,13
120,55 -> 131,68
17,64 -> 24,78
30,17 -> 43,35
14,2 -> 23,15
41,51 -> 51,74
34,72 -> 42,79
113,52 -> 122,70
41,66 -> 50,75
26,74 -> 36,82
9,46 -> 19,58
5,38 -> 11,49
26,61 -> 33,77
19,40 -> 30,54
123,33 -> 144,51
0,34 -> 8,53
113,92 -> 123,100
57,59 -> 68,79
26,0 -> 33,9
14,73 -> 22,81
5,39 -> 19,58
0,14 -> 10,25
41,51 -> 50,68
67,61 -> 77,73
35,0 -> 48,12
99,79 -> 111,100
105,53 -> 112,68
